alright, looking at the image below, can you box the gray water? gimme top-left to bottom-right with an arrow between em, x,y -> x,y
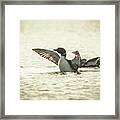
20,20 -> 100,100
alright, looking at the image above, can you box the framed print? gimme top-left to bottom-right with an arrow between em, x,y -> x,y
0,0 -> 119,119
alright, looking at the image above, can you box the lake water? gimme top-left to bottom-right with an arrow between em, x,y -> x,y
20,20 -> 100,100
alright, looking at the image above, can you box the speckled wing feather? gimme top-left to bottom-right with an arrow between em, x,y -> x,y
32,48 -> 60,65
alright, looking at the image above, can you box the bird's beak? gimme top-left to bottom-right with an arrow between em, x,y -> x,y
53,49 -> 57,51
32,48 -> 35,51
72,51 -> 75,54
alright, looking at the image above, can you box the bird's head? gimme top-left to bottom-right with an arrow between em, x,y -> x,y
72,50 -> 80,56
54,47 -> 66,57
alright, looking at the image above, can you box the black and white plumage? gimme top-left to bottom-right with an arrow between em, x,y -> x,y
32,48 -> 100,73
32,48 -> 80,73
53,48 -> 80,72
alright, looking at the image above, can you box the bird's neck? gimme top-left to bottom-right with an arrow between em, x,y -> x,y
75,55 -> 81,60
61,53 -> 66,58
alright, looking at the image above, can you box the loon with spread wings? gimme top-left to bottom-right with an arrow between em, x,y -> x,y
32,48 -> 81,73
32,48 -> 100,73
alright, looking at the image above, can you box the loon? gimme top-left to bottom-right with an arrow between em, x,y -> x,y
71,51 -> 100,68
32,48 -> 100,73
54,48 -> 75,72
71,51 -> 81,68
32,48 -> 81,73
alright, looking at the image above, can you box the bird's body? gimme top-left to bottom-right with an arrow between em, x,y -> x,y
71,51 -> 81,73
54,48 -> 77,72
58,56 -> 73,72
72,51 -> 81,67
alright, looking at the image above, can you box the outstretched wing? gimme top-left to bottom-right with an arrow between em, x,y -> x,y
81,59 -> 87,67
32,48 -> 60,65
82,57 -> 100,67
71,59 -> 81,71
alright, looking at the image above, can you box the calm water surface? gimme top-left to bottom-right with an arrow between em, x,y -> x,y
20,20 -> 100,100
